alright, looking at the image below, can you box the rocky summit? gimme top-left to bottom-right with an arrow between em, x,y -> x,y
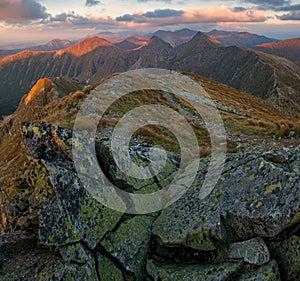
0,70 -> 299,280
0,120 -> 298,280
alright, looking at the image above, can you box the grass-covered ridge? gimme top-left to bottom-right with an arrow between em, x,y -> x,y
0,71 -> 299,232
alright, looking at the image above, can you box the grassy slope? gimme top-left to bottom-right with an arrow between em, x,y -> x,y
0,72 -> 299,232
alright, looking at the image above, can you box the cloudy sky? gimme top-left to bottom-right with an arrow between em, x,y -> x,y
0,0 -> 300,48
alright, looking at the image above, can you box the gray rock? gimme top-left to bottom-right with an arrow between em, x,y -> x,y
228,237 -> 270,265
147,259 -> 241,281
237,260 -> 281,281
23,122 -> 124,249
22,121 -> 300,280
97,253 -> 124,281
39,260 -> 99,281
101,215 -> 154,280
269,235 -> 300,281
153,149 -> 300,250
59,243 -> 90,264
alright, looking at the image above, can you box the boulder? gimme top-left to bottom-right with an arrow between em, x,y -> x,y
147,259 -> 241,281
228,237 -> 270,265
153,149 -> 300,250
100,215 -> 154,280
237,260 -> 281,281
269,235 -> 300,281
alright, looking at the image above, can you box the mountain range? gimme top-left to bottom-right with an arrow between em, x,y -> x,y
1,31 -> 300,119
206,29 -> 277,47
0,39 -> 73,57
0,28 -> 278,56
254,38 -> 300,67
95,28 -> 278,48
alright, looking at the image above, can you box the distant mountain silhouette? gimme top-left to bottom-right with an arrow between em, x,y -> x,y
115,35 -> 150,50
115,39 -> 141,50
149,29 -> 198,46
207,29 -> 277,47
0,39 -> 74,57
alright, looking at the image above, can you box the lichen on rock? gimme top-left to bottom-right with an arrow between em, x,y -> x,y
3,121 -> 296,280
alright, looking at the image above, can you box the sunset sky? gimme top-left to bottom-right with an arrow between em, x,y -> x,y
0,0 -> 300,48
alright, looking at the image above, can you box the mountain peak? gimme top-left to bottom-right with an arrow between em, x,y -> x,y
185,32 -> 222,49
24,78 -> 55,105
147,36 -> 173,47
56,36 -> 113,56
45,39 -> 72,48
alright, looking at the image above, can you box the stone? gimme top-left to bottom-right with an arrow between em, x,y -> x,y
0,231 -> 36,266
22,121 -> 300,280
95,138 -> 179,194
269,235 -> 300,281
101,215 -> 154,280
23,122 -> 124,249
228,237 -> 270,265
59,243 -> 90,264
38,260 -> 98,281
153,149 -> 300,250
147,259 -> 241,281
97,253 -> 124,281
237,260 -> 281,281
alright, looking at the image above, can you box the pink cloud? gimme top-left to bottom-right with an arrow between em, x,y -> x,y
116,6 -> 266,28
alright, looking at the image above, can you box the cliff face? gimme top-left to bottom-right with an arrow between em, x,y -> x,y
1,121 -> 298,280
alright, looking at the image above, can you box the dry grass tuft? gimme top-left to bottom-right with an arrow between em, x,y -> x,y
71,91 -> 85,100
200,147 -> 211,157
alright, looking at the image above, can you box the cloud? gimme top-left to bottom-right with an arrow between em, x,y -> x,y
277,10 -> 300,20
85,0 -> 100,7
0,4 -> 267,33
0,0 -> 49,21
143,9 -> 184,18
278,4 -> 300,11
116,14 -> 134,22
138,0 -> 172,2
50,13 -> 68,22
41,11 -> 117,29
240,0 -> 300,12
233,7 -> 248,12
116,6 -> 266,25
116,9 -> 184,23
241,0 -> 291,7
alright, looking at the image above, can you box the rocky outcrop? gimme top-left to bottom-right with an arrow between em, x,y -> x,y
0,121 -> 299,280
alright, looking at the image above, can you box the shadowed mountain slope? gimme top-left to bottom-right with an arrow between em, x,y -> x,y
1,33 -> 300,119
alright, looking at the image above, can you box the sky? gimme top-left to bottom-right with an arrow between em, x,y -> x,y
0,0 -> 300,48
